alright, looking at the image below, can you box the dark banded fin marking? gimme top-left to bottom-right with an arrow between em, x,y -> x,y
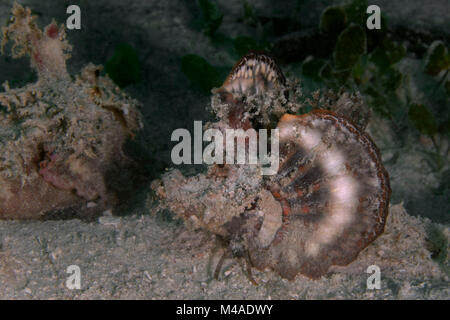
213,52 -> 286,96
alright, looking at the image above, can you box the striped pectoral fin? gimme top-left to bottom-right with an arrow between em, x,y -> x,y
214,52 -> 286,97
260,110 -> 390,279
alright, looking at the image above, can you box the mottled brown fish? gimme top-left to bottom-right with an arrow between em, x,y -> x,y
155,52 -> 391,282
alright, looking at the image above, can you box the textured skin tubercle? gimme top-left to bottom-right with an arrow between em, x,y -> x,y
1,3 -> 71,80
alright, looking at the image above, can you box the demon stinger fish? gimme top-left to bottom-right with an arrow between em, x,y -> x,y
153,52 -> 390,283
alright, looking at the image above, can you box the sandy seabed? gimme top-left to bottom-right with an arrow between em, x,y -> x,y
0,202 -> 448,299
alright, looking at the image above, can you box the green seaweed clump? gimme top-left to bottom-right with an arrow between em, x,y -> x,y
426,224 -> 449,274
